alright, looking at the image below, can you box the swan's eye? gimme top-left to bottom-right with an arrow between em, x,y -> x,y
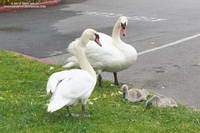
94,33 -> 102,46
95,33 -> 100,39
121,23 -> 126,29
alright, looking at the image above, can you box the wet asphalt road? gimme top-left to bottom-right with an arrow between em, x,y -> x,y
0,0 -> 200,108
0,0 -> 86,57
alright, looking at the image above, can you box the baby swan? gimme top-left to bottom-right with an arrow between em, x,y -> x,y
146,95 -> 177,108
122,84 -> 149,102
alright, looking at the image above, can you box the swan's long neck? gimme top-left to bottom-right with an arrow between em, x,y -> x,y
112,21 -> 122,43
75,36 -> 96,79
112,20 -> 138,61
123,88 -> 128,100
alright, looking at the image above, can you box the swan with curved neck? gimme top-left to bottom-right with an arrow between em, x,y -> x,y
47,29 -> 101,117
75,29 -> 101,78
109,16 -> 137,85
64,16 -> 138,87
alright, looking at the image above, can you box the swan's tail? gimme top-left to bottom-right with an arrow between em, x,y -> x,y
63,56 -> 79,68
47,99 -> 67,112
63,62 -> 77,68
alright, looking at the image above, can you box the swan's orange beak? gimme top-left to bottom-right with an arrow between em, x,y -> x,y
121,28 -> 128,36
95,38 -> 102,47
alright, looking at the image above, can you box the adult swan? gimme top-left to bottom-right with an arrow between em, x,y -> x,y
47,29 -> 101,117
64,16 -> 137,87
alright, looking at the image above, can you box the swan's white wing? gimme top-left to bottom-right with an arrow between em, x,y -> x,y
64,33 -> 112,68
64,33 -> 124,70
46,70 -> 72,94
86,33 -> 125,70
47,69 -> 96,112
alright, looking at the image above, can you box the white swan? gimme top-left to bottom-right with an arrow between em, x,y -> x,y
47,29 -> 101,116
64,16 -> 137,87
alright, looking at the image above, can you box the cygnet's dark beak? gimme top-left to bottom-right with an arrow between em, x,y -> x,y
95,33 -> 102,47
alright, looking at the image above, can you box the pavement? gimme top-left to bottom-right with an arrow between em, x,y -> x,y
0,0 -> 200,109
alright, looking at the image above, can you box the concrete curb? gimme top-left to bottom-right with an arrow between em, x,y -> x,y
0,0 -> 61,12
7,50 -> 53,64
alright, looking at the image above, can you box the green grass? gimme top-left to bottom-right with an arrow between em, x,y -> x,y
0,50 -> 200,133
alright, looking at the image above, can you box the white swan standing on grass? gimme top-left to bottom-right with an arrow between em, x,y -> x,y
47,29 -> 102,117
64,16 -> 138,87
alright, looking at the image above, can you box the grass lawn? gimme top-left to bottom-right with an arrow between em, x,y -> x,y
0,50 -> 200,133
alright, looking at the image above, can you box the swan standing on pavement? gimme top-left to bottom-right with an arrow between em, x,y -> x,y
47,29 -> 102,117
64,16 -> 137,87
